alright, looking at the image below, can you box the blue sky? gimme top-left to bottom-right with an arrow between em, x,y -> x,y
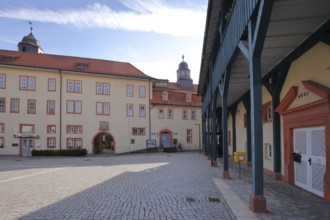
0,0 -> 207,83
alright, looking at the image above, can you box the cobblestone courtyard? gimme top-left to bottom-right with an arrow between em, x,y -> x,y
0,153 -> 235,220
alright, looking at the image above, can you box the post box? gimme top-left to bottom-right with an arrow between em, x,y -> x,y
234,151 -> 247,162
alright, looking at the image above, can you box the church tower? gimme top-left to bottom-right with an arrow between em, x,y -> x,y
176,55 -> 193,90
17,23 -> 44,54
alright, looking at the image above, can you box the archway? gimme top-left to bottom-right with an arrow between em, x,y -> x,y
92,131 -> 115,154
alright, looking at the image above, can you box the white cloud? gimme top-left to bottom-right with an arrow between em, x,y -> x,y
0,37 -> 17,45
0,1 -> 206,37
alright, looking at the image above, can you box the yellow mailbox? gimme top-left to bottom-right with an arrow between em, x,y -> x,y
234,151 -> 247,162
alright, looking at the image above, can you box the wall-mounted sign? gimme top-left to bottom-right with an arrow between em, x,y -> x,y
99,121 -> 109,130
146,139 -> 157,148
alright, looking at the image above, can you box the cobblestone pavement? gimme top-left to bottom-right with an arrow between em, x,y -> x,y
219,159 -> 330,220
0,153 -> 236,220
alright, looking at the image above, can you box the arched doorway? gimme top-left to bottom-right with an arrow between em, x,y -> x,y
92,131 -> 115,154
159,129 -> 172,148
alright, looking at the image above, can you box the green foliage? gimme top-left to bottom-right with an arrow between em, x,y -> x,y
31,149 -> 87,157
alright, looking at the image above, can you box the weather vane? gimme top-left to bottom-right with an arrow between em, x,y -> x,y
29,21 -> 33,32
182,54 -> 184,62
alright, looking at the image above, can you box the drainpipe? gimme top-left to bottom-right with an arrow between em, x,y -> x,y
59,70 -> 62,150
148,79 -> 151,140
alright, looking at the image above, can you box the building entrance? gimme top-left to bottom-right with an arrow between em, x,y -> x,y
294,126 -> 326,197
93,132 -> 115,154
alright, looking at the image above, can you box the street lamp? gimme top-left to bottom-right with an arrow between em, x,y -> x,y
195,124 -> 201,154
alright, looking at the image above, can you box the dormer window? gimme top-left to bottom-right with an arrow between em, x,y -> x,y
186,94 -> 192,102
162,91 -> 169,101
75,63 -> 89,70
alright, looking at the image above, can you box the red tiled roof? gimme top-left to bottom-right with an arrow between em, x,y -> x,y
152,90 -> 202,107
0,50 -> 153,79
153,82 -> 199,94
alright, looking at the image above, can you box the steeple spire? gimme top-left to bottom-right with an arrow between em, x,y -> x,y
182,54 -> 184,62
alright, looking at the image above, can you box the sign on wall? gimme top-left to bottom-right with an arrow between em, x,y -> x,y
146,139 -> 157,148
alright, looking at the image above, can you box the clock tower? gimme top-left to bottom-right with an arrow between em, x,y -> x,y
177,55 -> 193,89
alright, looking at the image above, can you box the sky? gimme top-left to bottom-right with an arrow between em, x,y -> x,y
0,0 -> 208,83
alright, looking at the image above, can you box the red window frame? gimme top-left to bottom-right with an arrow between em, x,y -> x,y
262,101 -> 272,123
139,86 -> 146,98
127,103 -> 133,117
47,137 -> 56,148
96,102 -> 110,115
67,80 -> 82,93
191,109 -> 196,120
132,127 -> 146,136
67,138 -> 83,149
66,125 -> 83,134
47,100 -> 55,115
96,82 -> 110,95
67,100 -> 82,114
20,124 -> 35,134
48,78 -> 56,92
27,99 -> 36,114
19,76 -> 36,91
0,74 -> 6,89
0,97 -> 5,112
139,104 -> 146,117
47,125 -> 56,134
127,85 -> 134,97
10,98 -> 19,113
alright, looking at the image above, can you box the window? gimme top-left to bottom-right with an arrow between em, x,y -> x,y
0,74 -> 5,89
10,98 -> 19,113
139,86 -> 146,98
67,138 -> 82,149
67,125 -> 83,134
187,129 -> 192,144
67,100 -> 82,114
182,109 -> 188,120
139,105 -> 145,117
96,102 -> 110,115
47,125 -> 56,134
67,80 -> 82,93
96,82 -> 110,95
0,98 -> 5,112
162,91 -> 168,101
20,124 -> 35,133
27,99 -> 36,114
47,100 -> 55,115
0,137 -> 4,148
132,128 -> 145,136
131,139 -> 135,144
263,102 -> 272,122
158,108 -> 164,119
48,79 -> 56,92
265,143 -> 272,160
191,110 -> 196,120
47,138 -> 56,148
167,108 -> 173,119
20,76 -> 35,91
127,104 -> 133,117
127,85 -> 133,97
0,123 -> 4,133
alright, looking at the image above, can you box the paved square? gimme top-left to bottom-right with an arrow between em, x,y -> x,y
0,153 -> 235,220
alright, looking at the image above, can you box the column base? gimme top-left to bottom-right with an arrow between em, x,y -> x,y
211,160 -> 218,167
250,195 -> 267,212
223,171 -> 230,179
207,155 -> 211,160
272,172 -> 282,181
246,162 -> 252,168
